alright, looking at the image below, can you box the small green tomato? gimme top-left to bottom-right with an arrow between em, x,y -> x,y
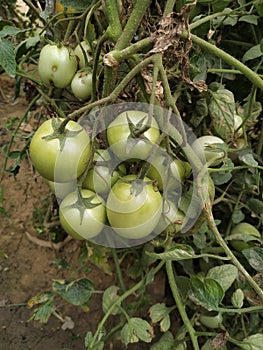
71,70 -> 92,100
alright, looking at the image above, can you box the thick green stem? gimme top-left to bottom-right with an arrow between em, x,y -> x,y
103,0 -> 122,42
166,260 -> 200,350
180,31 -> 263,91
115,0 -> 152,50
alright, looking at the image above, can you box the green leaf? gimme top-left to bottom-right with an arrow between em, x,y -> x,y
0,39 -> 16,77
212,0 -> 232,12
206,264 -> 238,292
239,334 -> 263,350
208,88 -> 236,141
102,286 -> 121,315
243,44 -> 263,61
238,149 -> 258,167
52,278 -> 94,306
0,25 -> 26,38
146,244 -> 196,261
247,198 -> 263,215
150,331 -> 176,350
29,294 -> 54,324
212,159 -> 234,185
231,288 -> 244,308
84,331 -> 104,350
149,303 -> 174,332
242,248 -> 263,272
189,276 -> 224,310
239,15 -> 258,25
231,208 -> 245,224
121,317 -> 153,346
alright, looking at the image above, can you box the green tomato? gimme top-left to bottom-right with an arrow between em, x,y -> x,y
192,135 -> 226,166
71,70 -> 92,100
229,222 -> 261,252
74,41 -> 93,69
234,114 -> 244,137
29,118 -> 91,182
38,44 -> 77,88
82,149 -> 126,195
107,110 -> 160,161
106,175 -> 162,239
155,199 -> 185,233
199,312 -> 223,329
59,189 -> 106,240
147,151 -> 191,191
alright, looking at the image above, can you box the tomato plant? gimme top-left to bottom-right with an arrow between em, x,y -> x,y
106,175 -> 163,239
29,118 -> 91,182
1,0 -> 263,349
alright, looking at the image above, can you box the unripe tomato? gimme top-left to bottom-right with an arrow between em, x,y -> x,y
155,199 -> 185,233
107,110 -> 160,161
192,135 -> 226,166
199,312 -> 223,329
234,114 -> 244,137
38,44 -> 78,88
147,151 -> 191,191
74,41 -> 93,69
59,189 -> 106,240
29,118 -> 91,183
71,70 -> 92,100
106,175 -> 163,239
229,222 -> 261,252
82,149 -> 126,195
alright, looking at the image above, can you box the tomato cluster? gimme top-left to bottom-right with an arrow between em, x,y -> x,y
29,109 -> 205,244
38,41 -> 93,100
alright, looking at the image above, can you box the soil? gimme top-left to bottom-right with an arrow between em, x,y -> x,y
0,74 -> 167,350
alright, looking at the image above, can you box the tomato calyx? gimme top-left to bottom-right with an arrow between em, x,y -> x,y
126,113 -> 151,138
63,189 -> 102,224
42,118 -> 82,151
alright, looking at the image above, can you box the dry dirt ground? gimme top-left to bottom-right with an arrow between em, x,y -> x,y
0,74 -> 166,350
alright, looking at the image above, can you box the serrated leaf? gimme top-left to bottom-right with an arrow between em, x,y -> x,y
243,44 -> 263,62
52,278 -> 94,306
208,88 -> 235,141
121,318 -> 153,346
146,244 -> 196,261
206,264 -> 238,292
242,248 -> 263,272
0,39 -> 16,77
189,277 -> 224,310
102,286 -> 121,315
